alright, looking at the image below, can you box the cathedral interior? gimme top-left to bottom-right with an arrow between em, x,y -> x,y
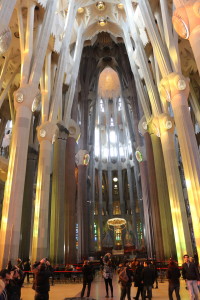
0,0 -> 200,269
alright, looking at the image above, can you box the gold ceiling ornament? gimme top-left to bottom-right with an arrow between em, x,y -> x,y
117,3 -> 124,10
98,67 -> 121,99
96,1 -> 106,11
98,18 -> 107,27
77,7 -> 84,14
107,218 -> 126,231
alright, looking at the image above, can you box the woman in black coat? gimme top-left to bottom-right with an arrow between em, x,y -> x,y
166,260 -> 181,300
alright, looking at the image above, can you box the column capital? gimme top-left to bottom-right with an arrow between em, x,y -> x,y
75,149 -> 90,166
148,117 -> 160,137
14,84 -> 40,111
37,121 -> 58,144
68,119 -> 80,141
172,1 -> 200,39
159,73 -> 190,103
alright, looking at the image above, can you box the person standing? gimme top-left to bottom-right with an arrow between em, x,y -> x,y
167,260 -> 181,300
32,258 -> 52,300
0,269 -> 11,300
182,254 -> 200,300
103,260 -> 114,298
80,260 -> 93,298
133,260 -> 144,300
23,259 -> 31,283
141,261 -> 156,300
118,261 -> 133,300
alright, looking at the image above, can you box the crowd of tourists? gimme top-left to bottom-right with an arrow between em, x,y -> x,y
0,254 -> 200,300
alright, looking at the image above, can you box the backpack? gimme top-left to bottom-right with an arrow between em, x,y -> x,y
119,267 -> 129,283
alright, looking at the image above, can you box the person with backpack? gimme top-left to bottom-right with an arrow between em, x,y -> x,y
118,260 -> 133,300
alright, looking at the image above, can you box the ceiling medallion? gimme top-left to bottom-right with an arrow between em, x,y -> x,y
96,1 -> 106,11
39,129 -> 47,138
15,92 -> 24,103
177,79 -> 186,91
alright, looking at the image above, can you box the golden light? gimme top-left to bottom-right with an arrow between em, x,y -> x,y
77,7 -> 84,14
98,67 -> 121,99
98,18 -> 107,27
117,3 -> 124,10
96,1 -> 106,11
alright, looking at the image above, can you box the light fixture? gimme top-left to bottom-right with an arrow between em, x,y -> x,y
77,7 -> 84,14
96,1 -> 106,11
177,79 -> 186,90
117,3 -> 124,10
113,177 -> 118,182
98,18 -> 107,27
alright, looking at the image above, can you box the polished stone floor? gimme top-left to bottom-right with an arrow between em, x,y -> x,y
21,273 -> 192,300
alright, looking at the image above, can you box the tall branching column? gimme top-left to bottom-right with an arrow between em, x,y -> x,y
65,120 -> 80,264
76,150 -> 90,262
0,85 -> 38,268
32,122 -> 58,261
160,74 -> 200,258
148,123 -> 176,260
138,121 -> 164,261
50,128 -> 68,264
0,0 -> 57,268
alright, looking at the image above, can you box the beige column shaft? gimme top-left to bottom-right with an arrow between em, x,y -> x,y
32,122 -> 57,262
160,74 -> 200,258
0,86 -> 38,268
155,114 -> 193,263
150,133 -> 176,259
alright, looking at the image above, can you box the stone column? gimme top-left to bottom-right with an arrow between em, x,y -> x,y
173,1 -> 200,75
0,85 -> 39,268
126,164 -> 138,248
65,120 -> 80,264
159,73 -> 200,258
152,114 -> 192,262
135,147 -> 155,259
138,121 -> 165,261
149,126 -> 176,260
19,148 -> 38,260
97,167 -> 103,251
32,121 -> 58,262
0,0 -> 16,34
76,149 -> 90,262
50,125 -> 68,264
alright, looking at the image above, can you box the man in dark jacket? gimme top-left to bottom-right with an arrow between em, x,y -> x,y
80,260 -> 94,298
167,260 -> 181,300
141,261 -> 155,300
133,260 -> 144,300
182,254 -> 200,300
